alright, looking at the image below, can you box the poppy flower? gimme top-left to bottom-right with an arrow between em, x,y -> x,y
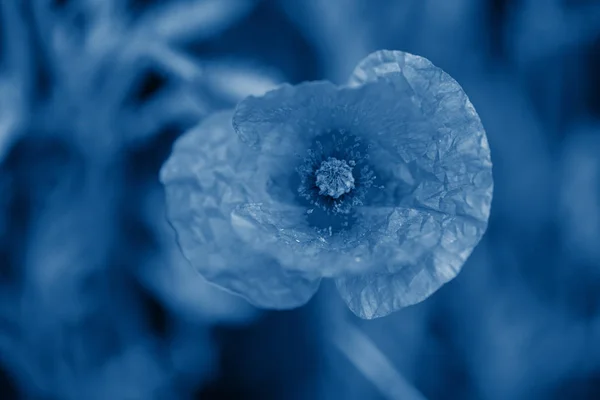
161,50 -> 493,318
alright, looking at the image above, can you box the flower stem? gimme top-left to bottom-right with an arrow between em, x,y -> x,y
329,319 -> 428,400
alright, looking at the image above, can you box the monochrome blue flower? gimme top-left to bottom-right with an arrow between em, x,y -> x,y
161,50 -> 493,319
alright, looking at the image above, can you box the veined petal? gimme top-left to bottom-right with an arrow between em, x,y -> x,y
163,50 -> 493,317
231,202 -> 376,276
350,50 -> 492,222
232,79 -> 418,157
160,111 -> 321,309
336,205 -> 484,319
330,50 -> 493,318
233,81 -> 334,155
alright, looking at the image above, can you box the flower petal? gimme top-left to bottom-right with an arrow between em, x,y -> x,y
232,79 -> 417,157
230,202 -> 375,276
232,81 -> 335,155
333,50 -> 493,319
160,111 -> 321,309
336,205 -> 484,319
351,50 -> 492,222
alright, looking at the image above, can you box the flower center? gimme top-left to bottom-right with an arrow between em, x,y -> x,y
315,157 -> 355,199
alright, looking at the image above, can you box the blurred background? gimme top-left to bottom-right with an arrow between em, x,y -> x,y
1,0 -> 600,399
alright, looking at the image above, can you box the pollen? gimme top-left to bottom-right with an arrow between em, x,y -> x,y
315,157 -> 355,199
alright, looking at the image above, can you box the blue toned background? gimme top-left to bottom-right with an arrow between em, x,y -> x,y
0,0 -> 599,399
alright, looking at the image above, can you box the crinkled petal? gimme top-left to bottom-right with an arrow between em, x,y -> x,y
231,202 -> 375,276
233,81 -> 335,155
333,50 -> 493,318
160,111 -> 321,309
232,79 -> 418,157
336,206 -> 483,319
231,203 -> 457,279
351,50 -> 492,222
225,50 -> 491,318
231,79 -> 424,222
231,79 -> 433,265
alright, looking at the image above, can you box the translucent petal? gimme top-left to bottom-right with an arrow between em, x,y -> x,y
336,206 -> 484,319
230,202 -> 461,281
350,50 -> 493,222
160,111 -> 321,309
333,50 -> 493,318
232,81 -> 338,155
232,80 -> 417,157
231,202 -> 376,276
